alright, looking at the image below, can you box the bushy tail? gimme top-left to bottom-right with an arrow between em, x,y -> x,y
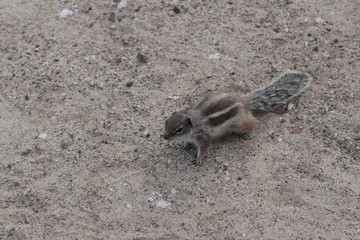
247,70 -> 313,112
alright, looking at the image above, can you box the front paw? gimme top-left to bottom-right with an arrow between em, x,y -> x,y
191,158 -> 202,166
181,142 -> 192,150
191,153 -> 203,166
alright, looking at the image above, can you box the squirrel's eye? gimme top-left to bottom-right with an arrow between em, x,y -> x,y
176,127 -> 184,134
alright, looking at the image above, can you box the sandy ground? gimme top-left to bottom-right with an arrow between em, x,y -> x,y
0,0 -> 359,239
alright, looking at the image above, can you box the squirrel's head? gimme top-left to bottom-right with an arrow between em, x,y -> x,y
163,112 -> 192,140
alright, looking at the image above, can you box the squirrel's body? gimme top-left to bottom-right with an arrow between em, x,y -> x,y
163,70 -> 313,165
189,93 -> 257,138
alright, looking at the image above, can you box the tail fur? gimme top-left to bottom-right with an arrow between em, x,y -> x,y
247,70 -> 313,112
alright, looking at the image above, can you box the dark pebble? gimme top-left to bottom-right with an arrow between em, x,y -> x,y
312,46 -> 319,52
354,136 -> 360,141
137,53 -> 148,63
25,95 -> 29,100
61,142 -> 72,150
84,7 -> 92,14
126,81 -> 133,87
108,12 -> 116,22
114,57 -> 122,65
145,133 -> 151,138
173,6 -> 181,14
21,149 -> 31,156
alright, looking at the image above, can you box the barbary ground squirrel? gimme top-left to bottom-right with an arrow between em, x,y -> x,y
163,70 -> 313,165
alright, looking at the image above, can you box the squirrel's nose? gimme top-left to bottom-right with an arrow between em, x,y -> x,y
163,133 -> 170,140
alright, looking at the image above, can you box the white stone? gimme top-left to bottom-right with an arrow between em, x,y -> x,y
38,133 -> 47,139
287,103 -> 295,111
315,17 -> 325,23
208,54 -> 220,60
117,0 -> 127,9
59,9 -> 73,18
156,199 -> 171,208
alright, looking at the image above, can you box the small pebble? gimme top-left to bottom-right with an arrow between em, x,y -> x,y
126,81 -> 133,87
173,6 -> 181,14
137,53 -> 148,63
208,54 -> 220,60
292,128 -> 303,134
168,95 -> 180,100
315,17 -> 325,23
25,95 -> 29,100
108,12 -> 116,22
143,130 -> 150,138
84,7 -> 92,14
114,57 -> 122,65
21,149 -> 31,156
61,141 -> 72,149
156,199 -> 171,209
58,9 -> 73,18
312,46 -> 319,52
117,0 -> 127,9
38,133 -> 47,139
354,136 -> 360,141
287,103 -> 295,111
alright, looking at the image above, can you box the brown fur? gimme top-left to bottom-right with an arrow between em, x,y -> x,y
201,96 -> 236,117
239,114 -> 257,133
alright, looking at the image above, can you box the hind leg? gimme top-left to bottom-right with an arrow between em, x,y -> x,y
234,112 -> 257,137
240,133 -> 251,140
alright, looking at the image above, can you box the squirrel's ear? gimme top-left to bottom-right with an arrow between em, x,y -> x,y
187,118 -> 193,128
